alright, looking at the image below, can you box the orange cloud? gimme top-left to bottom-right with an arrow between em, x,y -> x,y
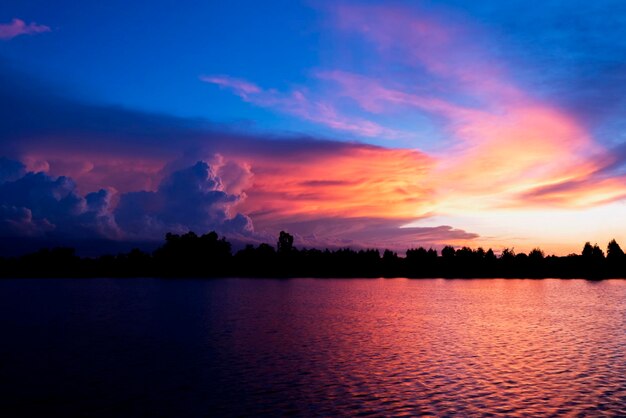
234,144 -> 435,225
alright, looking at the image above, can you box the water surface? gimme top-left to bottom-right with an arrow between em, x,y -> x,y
1,278 -> 625,416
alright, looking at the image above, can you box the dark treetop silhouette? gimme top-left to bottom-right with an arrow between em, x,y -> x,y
1,231 -> 625,279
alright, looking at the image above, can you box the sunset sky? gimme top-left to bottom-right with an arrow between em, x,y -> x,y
1,0 -> 626,255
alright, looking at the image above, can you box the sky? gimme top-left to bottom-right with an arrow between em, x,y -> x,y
1,0 -> 626,255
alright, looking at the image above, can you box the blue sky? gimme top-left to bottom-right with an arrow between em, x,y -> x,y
1,1 -> 320,125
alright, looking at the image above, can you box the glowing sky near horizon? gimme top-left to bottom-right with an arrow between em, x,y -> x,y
1,0 -> 626,254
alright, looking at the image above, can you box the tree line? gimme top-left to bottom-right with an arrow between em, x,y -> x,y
1,231 -> 625,279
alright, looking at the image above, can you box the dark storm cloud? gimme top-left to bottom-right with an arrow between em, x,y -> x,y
0,158 -> 254,242
0,158 -> 118,238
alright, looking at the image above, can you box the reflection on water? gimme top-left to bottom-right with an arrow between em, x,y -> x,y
1,278 -> 626,416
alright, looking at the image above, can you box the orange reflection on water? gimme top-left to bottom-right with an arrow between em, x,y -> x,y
234,279 -> 626,415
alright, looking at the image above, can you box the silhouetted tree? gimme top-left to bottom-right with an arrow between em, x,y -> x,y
528,248 -> 544,260
606,239 -> 625,277
277,231 -> 294,254
406,247 -> 428,260
441,246 -> 456,260
580,242 -> 605,278
381,249 -> 399,277
456,247 -> 473,259
500,248 -> 515,262
582,242 -> 604,259
592,244 -> 604,259
515,252 -> 528,262
607,239 -> 624,260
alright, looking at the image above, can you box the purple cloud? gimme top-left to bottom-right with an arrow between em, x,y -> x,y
0,18 -> 50,40
0,158 -> 255,243
268,216 -> 478,252
0,159 -> 118,239
0,205 -> 54,237
114,161 -> 254,240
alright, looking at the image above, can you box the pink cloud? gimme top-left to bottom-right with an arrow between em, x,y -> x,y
0,18 -> 50,40
21,150 -> 165,194
328,3 -> 517,101
322,5 -> 624,210
515,174 -> 626,208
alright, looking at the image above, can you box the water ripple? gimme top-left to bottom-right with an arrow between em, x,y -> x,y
1,278 -> 626,416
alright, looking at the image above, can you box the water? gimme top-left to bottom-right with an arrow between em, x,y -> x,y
1,278 -> 626,417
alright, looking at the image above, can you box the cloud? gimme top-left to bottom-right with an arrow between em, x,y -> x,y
116,161 -> 253,239
200,75 -> 261,96
0,205 -> 54,237
0,18 -> 50,40
200,74 -> 408,139
237,144 -> 434,225
0,157 -> 255,243
515,175 -> 626,207
274,216 -> 478,251
0,159 -> 118,239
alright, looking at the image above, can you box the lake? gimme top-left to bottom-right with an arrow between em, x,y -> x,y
1,278 -> 625,416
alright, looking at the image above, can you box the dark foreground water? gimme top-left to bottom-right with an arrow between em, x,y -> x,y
1,278 -> 626,417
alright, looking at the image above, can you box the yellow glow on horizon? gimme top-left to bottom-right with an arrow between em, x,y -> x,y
407,201 -> 626,255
